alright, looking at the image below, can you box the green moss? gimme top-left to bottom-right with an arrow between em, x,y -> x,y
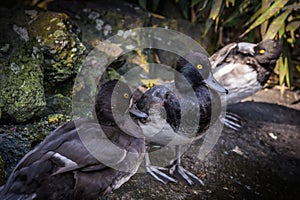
28,11 -> 87,85
0,40 -> 46,123
45,94 -> 72,116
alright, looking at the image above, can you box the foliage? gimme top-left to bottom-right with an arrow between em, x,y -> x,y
190,0 -> 299,87
137,0 -> 300,87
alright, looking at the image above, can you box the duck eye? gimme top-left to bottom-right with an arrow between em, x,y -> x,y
197,64 -> 203,70
147,82 -> 154,88
259,49 -> 265,54
123,93 -> 129,99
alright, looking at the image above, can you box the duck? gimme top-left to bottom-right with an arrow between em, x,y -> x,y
135,51 -> 227,185
210,39 -> 282,105
0,80 -> 147,200
209,39 -> 282,130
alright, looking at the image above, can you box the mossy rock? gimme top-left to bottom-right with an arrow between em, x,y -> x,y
0,40 -> 46,123
0,8 -> 89,123
28,10 -> 87,86
48,0 -> 148,50
45,94 -> 72,116
0,116 -> 70,178
0,9 -> 46,123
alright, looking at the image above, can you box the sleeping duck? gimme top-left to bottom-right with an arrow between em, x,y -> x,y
0,80 -> 146,200
210,39 -> 282,105
210,40 -> 282,129
135,52 -> 227,185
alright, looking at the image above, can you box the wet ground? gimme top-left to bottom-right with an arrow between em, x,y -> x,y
104,88 -> 300,200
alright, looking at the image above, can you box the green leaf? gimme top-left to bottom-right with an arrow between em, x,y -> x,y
283,2 -> 300,11
225,0 -> 235,7
209,0 -> 223,20
286,20 -> 300,45
278,20 -> 286,38
202,19 -> 214,37
260,0 -> 274,36
223,9 -> 241,26
244,3 -> 262,27
239,0 -> 252,13
263,9 -> 290,40
286,20 -> 300,32
278,56 -> 286,85
241,0 -> 289,37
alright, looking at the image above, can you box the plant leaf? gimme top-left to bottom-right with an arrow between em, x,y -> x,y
286,20 -> 300,32
225,0 -> 235,7
244,2 -> 262,27
278,56 -> 286,85
209,0 -> 223,20
241,0 -> 289,37
202,19 -> 214,37
278,20 -> 286,38
260,0 -> 274,36
263,9 -> 290,40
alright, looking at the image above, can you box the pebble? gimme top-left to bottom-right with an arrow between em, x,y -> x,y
268,132 -> 278,140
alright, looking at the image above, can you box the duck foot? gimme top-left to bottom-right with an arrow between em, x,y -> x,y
223,112 -> 243,131
145,153 -> 177,184
169,160 -> 204,186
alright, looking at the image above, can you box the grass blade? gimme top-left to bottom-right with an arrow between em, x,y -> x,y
263,9 -> 291,40
241,0 -> 289,37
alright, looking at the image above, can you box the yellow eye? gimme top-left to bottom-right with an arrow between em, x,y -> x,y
259,49 -> 265,54
123,93 -> 129,99
147,82 -> 155,88
197,64 -> 203,69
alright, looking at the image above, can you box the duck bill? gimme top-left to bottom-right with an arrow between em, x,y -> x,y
128,98 -> 148,119
204,72 -> 228,94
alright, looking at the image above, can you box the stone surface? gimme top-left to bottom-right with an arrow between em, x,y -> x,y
28,10 -> 86,86
0,8 -> 86,122
0,9 -> 46,122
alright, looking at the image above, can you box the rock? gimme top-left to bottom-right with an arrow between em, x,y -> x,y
48,0 -> 148,50
0,8 -> 87,123
0,155 -> 5,185
0,8 -> 46,122
28,10 -> 86,86
45,94 -> 72,116
0,117 -> 70,178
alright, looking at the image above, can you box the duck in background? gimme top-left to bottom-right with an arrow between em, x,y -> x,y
210,39 -> 282,129
135,52 -> 227,185
210,39 -> 282,105
0,80 -> 147,200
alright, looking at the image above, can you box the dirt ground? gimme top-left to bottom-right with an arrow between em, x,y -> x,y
104,88 -> 300,200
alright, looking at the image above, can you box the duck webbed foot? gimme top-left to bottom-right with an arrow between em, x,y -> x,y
145,152 -> 178,184
222,112 -> 243,131
169,146 -> 204,186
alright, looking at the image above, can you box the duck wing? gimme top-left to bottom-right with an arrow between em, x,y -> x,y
0,119 -> 144,200
209,43 -> 238,69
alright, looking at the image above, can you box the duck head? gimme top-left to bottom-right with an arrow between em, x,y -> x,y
253,39 -> 282,66
95,80 -> 148,126
175,51 -> 228,94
